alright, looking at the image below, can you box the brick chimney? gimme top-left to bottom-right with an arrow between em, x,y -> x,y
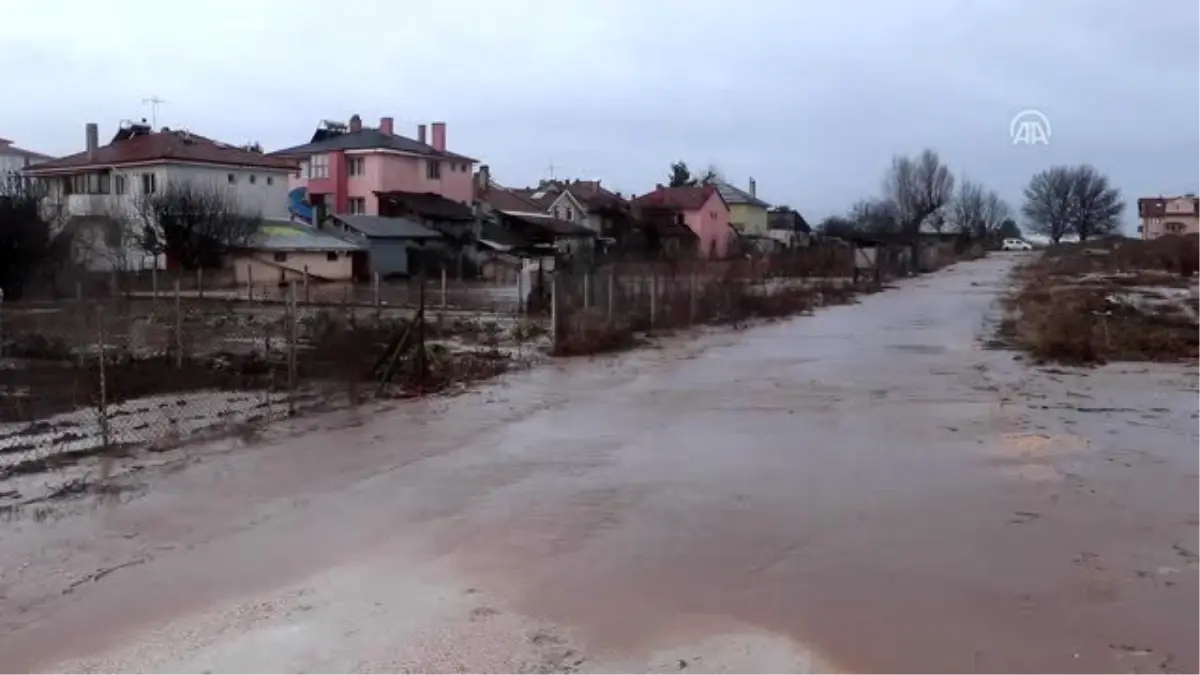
349,114 -> 362,133
379,116 -> 394,136
431,122 -> 446,151
85,123 -> 99,160
749,177 -> 757,199
417,124 -> 427,145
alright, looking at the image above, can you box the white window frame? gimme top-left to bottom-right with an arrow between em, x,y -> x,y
309,154 -> 330,179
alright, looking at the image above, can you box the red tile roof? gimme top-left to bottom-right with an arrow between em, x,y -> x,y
26,129 -> 297,173
632,185 -> 723,212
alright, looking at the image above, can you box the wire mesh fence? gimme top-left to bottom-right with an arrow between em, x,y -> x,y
1,271 -> 547,507
549,241 -> 966,355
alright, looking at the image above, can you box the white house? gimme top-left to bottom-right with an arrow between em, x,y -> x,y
0,135 -> 52,192
23,121 -> 297,271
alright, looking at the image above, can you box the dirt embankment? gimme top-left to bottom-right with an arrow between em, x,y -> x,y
999,235 -> 1199,365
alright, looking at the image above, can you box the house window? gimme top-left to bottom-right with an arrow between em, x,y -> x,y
113,174 -> 126,195
1165,222 -> 1187,234
326,252 -> 339,262
347,157 -> 365,176
348,197 -> 366,214
227,173 -> 237,184
309,154 -> 329,179
249,174 -> 257,184
274,252 -> 287,262
266,176 -> 274,185
140,172 -> 157,194
426,160 -> 441,180
565,207 -> 573,221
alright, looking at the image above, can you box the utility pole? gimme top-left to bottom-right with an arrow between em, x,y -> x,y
141,96 -> 167,128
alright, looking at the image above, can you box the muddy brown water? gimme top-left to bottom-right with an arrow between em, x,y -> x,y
0,255 -> 1196,672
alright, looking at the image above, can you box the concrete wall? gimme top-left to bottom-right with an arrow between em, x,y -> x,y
230,249 -> 354,284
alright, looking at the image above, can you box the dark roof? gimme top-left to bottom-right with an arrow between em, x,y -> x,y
768,207 -> 811,233
271,126 -> 474,162
482,183 -> 548,213
25,128 -> 297,173
477,221 -> 534,249
632,185 -> 724,212
497,211 -> 595,241
715,181 -> 770,208
376,191 -> 475,222
333,214 -> 443,239
639,208 -> 698,239
562,180 -> 626,211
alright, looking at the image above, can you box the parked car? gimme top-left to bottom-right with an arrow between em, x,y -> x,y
1001,238 -> 1033,251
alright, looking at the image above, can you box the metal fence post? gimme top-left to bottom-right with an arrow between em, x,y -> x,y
96,305 -> 110,451
550,270 -> 559,350
247,265 -> 254,301
583,272 -> 591,309
440,267 -> 448,310
174,278 -> 183,369
151,266 -> 158,307
197,267 -> 204,301
303,265 -> 310,304
288,280 -> 298,417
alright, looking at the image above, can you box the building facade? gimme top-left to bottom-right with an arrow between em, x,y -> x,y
1138,195 -> 1200,239
273,115 -> 476,221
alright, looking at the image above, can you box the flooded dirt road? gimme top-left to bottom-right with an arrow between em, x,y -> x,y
1,255 -> 1196,673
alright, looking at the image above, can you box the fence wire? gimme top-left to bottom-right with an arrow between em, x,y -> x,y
1,270 -> 543,507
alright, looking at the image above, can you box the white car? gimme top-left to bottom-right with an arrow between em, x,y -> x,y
1001,238 -> 1033,251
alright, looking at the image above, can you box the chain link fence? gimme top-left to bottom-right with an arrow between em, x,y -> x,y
1,270 -> 547,510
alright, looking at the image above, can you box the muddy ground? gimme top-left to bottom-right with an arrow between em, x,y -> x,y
0,254 -> 1195,673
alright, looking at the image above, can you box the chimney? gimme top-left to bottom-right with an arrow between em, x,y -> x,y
479,164 -> 490,192
431,122 -> 446,151
417,124 -> 427,145
655,183 -> 664,190
379,116 -> 394,136
749,177 -> 757,199
85,123 -> 99,159
349,114 -> 362,133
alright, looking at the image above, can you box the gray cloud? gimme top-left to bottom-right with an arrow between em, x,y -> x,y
2,0 -> 1195,226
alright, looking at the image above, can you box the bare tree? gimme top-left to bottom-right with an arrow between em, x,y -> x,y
883,149 -> 956,236
849,198 -> 901,234
979,190 -> 1012,243
950,179 -> 986,238
131,181 -> 260,270
817,215 -> 858,238
1021,167 -> 1076,244
1067,165 -> 1124,241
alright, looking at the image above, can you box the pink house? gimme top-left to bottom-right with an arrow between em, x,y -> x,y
272,115 -> 477,221
632,184 -> 732,258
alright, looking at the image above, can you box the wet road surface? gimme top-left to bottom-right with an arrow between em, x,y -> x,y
1,255 -> 1196,672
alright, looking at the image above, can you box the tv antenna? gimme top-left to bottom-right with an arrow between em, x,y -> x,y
141,96 -> 167,128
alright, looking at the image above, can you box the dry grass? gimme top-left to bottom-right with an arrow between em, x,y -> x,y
1002,235 -> 1199,365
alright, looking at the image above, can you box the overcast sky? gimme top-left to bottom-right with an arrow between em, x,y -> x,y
2,0 -> 1196,227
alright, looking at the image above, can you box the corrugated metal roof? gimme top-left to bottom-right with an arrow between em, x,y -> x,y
333,214 -> 444,239
253,220 -> 365,251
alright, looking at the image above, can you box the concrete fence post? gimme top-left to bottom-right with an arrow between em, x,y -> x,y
96,305 -> 110,451
689,272 -> 697,325
583,272 -> 591,309
441,267 -> 448,310
550,271 -> 559,351
174,279 -> 183,369
649,268 -> 658,329
606,269 -> 615,322
303,265 -> 310,304
197,267 -> 204,301
288,280 -> 298,417
373,271 -> 381,316
247,265 -> 254,301
151,266 -> 159,306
